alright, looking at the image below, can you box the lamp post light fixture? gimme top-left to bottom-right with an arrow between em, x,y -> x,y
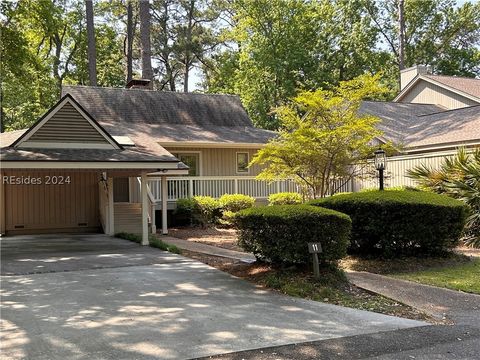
374,148 -> 387,190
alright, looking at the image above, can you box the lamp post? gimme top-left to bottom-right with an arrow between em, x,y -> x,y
374,148 -> 386,190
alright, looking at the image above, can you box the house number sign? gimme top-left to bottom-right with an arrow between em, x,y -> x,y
307,242 -> 322,279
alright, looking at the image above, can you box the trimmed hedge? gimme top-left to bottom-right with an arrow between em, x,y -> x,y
268,192 -> 303,205
219,194 -> 255,212
236,205 -> 351,265
309,190 -> 468,257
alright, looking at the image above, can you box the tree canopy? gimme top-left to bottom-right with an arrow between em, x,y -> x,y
251,74 -> 387,198
1,0 -> 479,131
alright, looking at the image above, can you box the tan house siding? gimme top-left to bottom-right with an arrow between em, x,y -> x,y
400,79 -> 478,109
2,170 -> 101,235
164,147 -> 264,176
354,151 -> 458,190
27,102 -> 110,143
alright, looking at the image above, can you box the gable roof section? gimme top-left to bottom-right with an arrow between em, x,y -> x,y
12,94 -> 122,149
63,85 -> 253,127
62,85 -> 277,146
359,101 -> 480,151
394,74 -> 480,103
404,105 -> 480,150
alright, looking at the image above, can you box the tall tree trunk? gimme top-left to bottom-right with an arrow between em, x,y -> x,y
85,0 -> 97,86
126,0 -> 133,83
398,0 -> 405,70
139,0 -> 153,88
183,0 -> 195,92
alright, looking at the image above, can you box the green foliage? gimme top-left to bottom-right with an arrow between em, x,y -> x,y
365,0 -> 480,79
236,205 -> 351,265
309,191 -> 468,257
268,192 -> 303,205
408,148 -> 480,248
174,196 -> 220,227
115,232 -> 180,254
219,194 -> 255,212
251,75 -> 387,198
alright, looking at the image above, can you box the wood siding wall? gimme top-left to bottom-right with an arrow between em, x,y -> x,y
2,170 -> 101,235
353,151 -> 458,190
27,102 -> 109,143
164,147 -> 264,176
401,80 -> 478,109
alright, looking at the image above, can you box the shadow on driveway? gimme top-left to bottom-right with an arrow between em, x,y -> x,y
1,234 -> 426,360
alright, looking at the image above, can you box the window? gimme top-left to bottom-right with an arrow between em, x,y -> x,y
113,177 -> 130,202
172,153 -> 199,176
236,152 -> 249,173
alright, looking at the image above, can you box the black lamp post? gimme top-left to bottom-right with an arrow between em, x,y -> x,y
374,148 -> 386,190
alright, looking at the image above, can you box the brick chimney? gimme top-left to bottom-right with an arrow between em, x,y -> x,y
126,79 -> 151,89
400,65 -> 432,90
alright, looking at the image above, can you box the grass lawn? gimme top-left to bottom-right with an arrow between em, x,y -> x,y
393,258 -> 480,294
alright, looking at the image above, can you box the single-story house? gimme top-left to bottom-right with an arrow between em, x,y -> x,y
0,80 -> 283,239
1,66 -> 479,238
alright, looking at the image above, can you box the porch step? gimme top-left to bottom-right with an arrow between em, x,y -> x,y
114,203 -> 145,235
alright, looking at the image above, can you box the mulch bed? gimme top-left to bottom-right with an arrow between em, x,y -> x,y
180,249 -> 435,323
169,226 -> 242,251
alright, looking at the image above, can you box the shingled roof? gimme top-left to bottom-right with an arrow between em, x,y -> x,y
62,85 -> 276,145
423,75 -> 480,99
360,101 -> 480,151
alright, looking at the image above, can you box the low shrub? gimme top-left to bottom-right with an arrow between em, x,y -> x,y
309,190 -> 468,257
236,205 -> 351,265
219,194 -> 255,212
194,196 -> 221,226
174,196 -> 220,227
268,192 -> 303,205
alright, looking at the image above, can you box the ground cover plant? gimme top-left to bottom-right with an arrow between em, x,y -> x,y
115,232 -> 180,254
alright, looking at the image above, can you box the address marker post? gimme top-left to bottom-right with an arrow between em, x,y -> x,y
307,242 -> 322,279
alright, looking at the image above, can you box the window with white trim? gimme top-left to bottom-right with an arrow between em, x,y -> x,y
236,152 -> 249,173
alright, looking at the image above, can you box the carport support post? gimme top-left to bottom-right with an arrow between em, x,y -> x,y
141,172 -> 149,246
161,176 -> 168,235
107,176 -> 114,235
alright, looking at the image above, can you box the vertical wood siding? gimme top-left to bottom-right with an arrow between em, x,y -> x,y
164,147 -> 264,176
354,152 -> 457,191
401,80 -> 478,109
27,102 -> 109,143
3,170 -> 101,234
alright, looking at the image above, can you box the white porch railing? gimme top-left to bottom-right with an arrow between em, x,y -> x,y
147,176 -> 299,202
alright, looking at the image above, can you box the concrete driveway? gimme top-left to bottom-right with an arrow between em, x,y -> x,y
1,234 -> 425,360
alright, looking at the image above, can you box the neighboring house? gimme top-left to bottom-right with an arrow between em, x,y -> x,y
355,65 -> 480,190
1,68 -> 478,237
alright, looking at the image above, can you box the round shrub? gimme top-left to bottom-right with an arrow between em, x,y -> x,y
219,193 -> 255,212
174,196 -> 220,226
268,192 -> 303,205
309,190 -> 468,257
236,205 -> 351,265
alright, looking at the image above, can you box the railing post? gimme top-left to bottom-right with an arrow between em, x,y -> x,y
276,180 -> 280,193
107,176 -> 114,236
234,178 -> 238,193
162,176 -> 168,235
141,172 -> 149,246
151,204 -> 157,234
189,178 -> 194,198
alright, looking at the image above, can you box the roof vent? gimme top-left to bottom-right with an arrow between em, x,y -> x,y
126,79 -> 151,89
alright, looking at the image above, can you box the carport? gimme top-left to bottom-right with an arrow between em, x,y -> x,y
0,94 -> 188,241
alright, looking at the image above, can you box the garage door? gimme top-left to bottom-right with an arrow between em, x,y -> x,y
2,170 -> 101,235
